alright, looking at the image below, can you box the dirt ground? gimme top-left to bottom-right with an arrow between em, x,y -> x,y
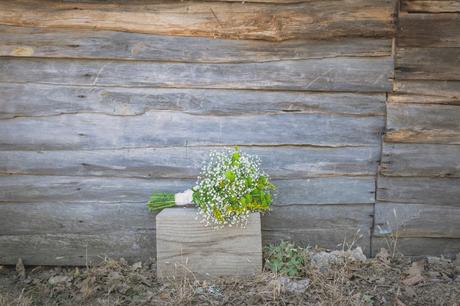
0,247 -> 459,306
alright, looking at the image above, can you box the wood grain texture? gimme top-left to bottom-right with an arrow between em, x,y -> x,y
374,202 -> 460,238
262,204 -> 373,253
398,13 -> 460,47
0,176 -> 376,205
0,231 -> 156,266
0,57 -> 393,92
0,202 -> 155,236
377,176 -> 460,206
0,112 -> 384,150
0,83 -> 386,119
0,26 -> 392,62
0,146 -> 380,179
156,208 -> 262,278
396,48 -> 460,81
372,237 -> 460,257
393,80 -> 460,98
380,143 -> 460,177
402,0 -> 460,13
0,0 -> 395,41
385,103 -> 460,144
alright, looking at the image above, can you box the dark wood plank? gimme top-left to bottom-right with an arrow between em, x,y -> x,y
372,237 -> 460,257
262,204 -> 373,254
402,0 -> 460,13
0,0 -> 395,41
0,26 -> 391,62
380,143 -> 460,177
0,231 -> 156,266
386,103 -> 460,144
396,47 -> 460,81
0,112 -> 384,150
0,83 -> 386,119
0,57 -> 393,92
374,202 -> 460,238
0,176 -> 376,205
0,146 -> 380,179
393,80 -> 460,98
398,13 -> 460,47
377,176 -> 460,206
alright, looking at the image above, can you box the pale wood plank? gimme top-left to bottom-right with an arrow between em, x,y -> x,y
385,103 -> 460,144
0,57 -> 394,92
0,83 -> 386,119
380,143 -> 460,177
0,146 -> 380,179
0,231 -> 156,266
262,204 -> 373,254
374,202 -> 460,238
0,26 -> 391,62
156,208 -> 262,278
0,112 -> 384,150
0,0 -> 395,41
0,176 -> 376,205
377,176 -> 460,206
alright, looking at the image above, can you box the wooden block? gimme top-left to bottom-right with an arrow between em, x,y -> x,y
156,208 -> 262,278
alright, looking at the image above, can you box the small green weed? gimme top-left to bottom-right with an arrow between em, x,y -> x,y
264,241 -> 306,277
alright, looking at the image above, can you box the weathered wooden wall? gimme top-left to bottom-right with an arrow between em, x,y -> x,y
1,0 -> 457,265
372,0 -> 460,256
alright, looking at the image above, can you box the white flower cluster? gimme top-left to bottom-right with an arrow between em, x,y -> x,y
192,148 -> 272,229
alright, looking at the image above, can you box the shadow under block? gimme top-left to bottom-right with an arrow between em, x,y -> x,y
156,208 -> 262,278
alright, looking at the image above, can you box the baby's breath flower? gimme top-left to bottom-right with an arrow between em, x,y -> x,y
192,147 -> 275,228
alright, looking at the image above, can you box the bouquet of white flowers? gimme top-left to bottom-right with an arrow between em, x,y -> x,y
147,147 -> 275,228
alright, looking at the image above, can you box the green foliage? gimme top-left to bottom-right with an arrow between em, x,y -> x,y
192,147 -> 275,227
146,192 -> 175,212
265,241 -> 306,277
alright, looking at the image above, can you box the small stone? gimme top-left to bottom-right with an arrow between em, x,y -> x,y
278,276 -> 310,294
131,261 -> 142,271
48,275 -> 72,285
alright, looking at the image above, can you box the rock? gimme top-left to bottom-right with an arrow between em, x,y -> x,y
131,261 -> 142,271
402,260 -> 425,286
16,258 -> 26,279
278,276 -> 310,294
310,247 -> 366,270
48,275 -> 72,285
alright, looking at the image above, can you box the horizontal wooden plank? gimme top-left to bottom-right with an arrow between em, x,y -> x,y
374,202 -> 460,238
372,237 -> 460,257
377,176 -> 460,206
388,94 -> 460,105
0,176 -> 376,205
398,13 -> 460,47
0,57 -> 393,92
0,202 -> 155,236
386,103 -> 460,144
0,26 -> 392,62
262,204 -> 373,253
396,47 -> 460,80
393,80 -> 460,98
380,143 -> 460,177
156,209 -> 261,278
402,0 -> 460,13
0,0 -> 395,41
0,112 -> 384,150
0,231 -> 156,266
0,83 -> 386,119
0,146 -> 380,179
